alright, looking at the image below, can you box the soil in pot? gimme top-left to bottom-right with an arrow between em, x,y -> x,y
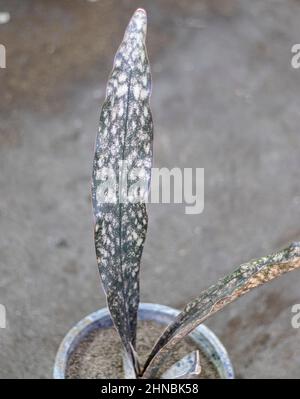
66,320 -> 219,379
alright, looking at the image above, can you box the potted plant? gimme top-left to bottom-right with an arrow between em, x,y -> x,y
53,9 -> 300,379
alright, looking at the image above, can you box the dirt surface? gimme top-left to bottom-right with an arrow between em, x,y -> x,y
0,0 -> 300,378
66,320 -> 218,379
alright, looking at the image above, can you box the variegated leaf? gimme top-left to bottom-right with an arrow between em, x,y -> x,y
160,350 -> 201,379
92,8 -> 153,369
142,242 -> 300,378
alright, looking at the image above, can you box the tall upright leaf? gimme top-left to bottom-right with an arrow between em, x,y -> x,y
91,8 -> 153,367
142,242 -> 300,378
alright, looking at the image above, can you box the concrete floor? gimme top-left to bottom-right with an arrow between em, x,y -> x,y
0,0 -> 300,378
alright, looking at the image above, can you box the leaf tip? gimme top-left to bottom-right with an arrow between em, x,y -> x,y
287,241 -> 300,258
135,8 -> 147,16
125,8 -> 147,42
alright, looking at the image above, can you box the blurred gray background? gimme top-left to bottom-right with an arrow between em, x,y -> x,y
0,0 -> 300,378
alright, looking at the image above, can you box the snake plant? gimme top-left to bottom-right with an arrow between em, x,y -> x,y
91,8 -> 300,379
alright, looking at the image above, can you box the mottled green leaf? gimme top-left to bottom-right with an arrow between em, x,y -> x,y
92,8 -> 153,370
143,242 -> 300,378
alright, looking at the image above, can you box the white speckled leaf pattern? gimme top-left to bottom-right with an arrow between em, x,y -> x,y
143,242 -> 300,378
92,9 -> 153,366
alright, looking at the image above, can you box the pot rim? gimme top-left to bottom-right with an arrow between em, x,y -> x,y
53,302 -> 234,379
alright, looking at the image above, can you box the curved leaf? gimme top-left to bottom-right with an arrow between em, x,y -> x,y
142,242 -> 300,378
